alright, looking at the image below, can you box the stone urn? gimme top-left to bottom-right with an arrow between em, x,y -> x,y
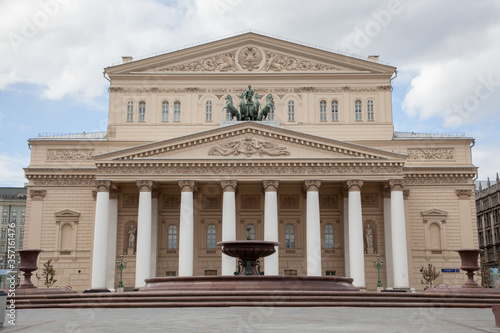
456,249 -> 482,288
218,241 -> 280,276
17,249 -> 44,289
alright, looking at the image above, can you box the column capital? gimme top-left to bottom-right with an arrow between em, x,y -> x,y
95,180 -> 112,192
304,180 -> 321,192
388,179 -> 405,191
346,180 -> 363,191
179,180 -> 196,192
263,180 -> 279,192
403,189 -> 410,200
137,180 -> 155,192
221,180 -> 237,192
456,189 -> 473,199
109,185 -> 120,199
29,189 -> 46,201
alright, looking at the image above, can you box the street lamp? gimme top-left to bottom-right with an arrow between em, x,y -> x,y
373,254 -> 384,289
116,254 -> 127,290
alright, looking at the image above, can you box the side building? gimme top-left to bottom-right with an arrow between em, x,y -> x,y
24,32 -> 478,292
0,187 -> 27,287
476,174 -> 500,267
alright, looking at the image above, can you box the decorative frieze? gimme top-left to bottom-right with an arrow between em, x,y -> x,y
160,51 -> 238,72
47,149 -> 94,161
202,195 -> 221,209
404,174 -> 474,185
280,195 -> 299,209
27,174 -> 95,186
163,195 -> 181,209
262,50 -> 342,72
123,195 -> 139,208
320,195 -> 338,209
208,137 -> 290,157
241,195 -> 260,209
237,46 -> 263,71
361,193 -> 378,206
408,148 -> 454,160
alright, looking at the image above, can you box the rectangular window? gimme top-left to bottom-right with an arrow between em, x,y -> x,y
320,101 -> 327,121
205,101 -> 213,122
162,102 -> 169,122
288,101 -> 295,122
284,270 -> 297,276
367,100 -> 374,121
174,102 -> 181,122
326,271 -> 336,276
331,101 -> 338,121
138,101 -> 146,122
355,100 -> 362,121
204,270 -> 217,276
165,271 -> 176,276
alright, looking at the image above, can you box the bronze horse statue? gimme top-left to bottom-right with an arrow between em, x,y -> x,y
257,94 -> 274,121
250,93 -> 261,121
238,93 -> 251,120
222,94 -> 240,121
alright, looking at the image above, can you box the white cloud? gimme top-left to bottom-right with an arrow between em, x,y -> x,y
0,154 -> 29,187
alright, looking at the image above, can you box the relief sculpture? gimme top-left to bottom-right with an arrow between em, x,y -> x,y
208,137 -> 290,157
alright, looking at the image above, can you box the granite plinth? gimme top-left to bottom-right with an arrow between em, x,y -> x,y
140,275 -> 358,292
424,287 -> 500,295
10,287 -> 77,296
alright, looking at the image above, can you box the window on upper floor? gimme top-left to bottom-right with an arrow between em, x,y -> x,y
288,100 -> 295,122
207,224 -> 216,249
168,224 -> 177,250
367,99 -> 374,121
325,224 -> 334,249
285,224 -> 295,249
320,100 -> 327,121
205,100 -> 213,122
268,105 -> 275,121
331,100 -> 339,121
162,101 -> 169,122
355,100 -> 362,121
126,101 -> 134,122
174,101 -> 181,122
138,101 -> 146,122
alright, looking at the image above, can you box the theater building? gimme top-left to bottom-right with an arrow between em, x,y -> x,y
24,33 -> 477,292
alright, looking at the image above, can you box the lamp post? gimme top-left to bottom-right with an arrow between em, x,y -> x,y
116,254 -> 127,291
373,254 -> 384,289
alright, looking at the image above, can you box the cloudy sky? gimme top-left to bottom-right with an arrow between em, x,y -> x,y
1,0 -> 499,187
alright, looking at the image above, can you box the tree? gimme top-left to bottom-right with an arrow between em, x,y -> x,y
37,259 -> 58,288
420,263 -> 440,288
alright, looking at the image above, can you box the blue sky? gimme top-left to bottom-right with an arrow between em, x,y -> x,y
1,0 -> 499,187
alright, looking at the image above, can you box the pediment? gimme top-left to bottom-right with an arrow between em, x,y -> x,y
421,208 -> 448,218
106,32 -> 395,75
94,122 -> 406,162
55,209 -> 81,218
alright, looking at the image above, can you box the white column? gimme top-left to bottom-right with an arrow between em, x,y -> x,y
91,180 -> 111,290
305,180 -> 322,276
342,189 -> 350,277
382,185 -> 394,288
135,180 -> 154,289
347,180 -> 365,289
221,180 -> 237,276
264,180 -> 279,276
178,180 -> 195,277
150,190 -> 159,278
390,179 -> 409,289
106,186 -> 119,291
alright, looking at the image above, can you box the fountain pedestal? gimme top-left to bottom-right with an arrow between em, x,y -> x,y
218,240 -> 279,276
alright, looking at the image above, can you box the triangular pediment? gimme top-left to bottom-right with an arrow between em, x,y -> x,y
94,122 -> 406,162
421,208 -> 448,218
105,32 -> 395,75
55,209 -> 81,218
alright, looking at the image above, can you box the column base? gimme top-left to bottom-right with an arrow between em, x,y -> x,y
83,289 -> 111,293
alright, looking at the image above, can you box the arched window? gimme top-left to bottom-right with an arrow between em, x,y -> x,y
247,224 -> 256,240
355,100 -> 362,121
205,100 -> 213,122
320,100 -> 327,121
331,100 -> 338,121
60,224 -> 72,250
288,100 -> 295,122
226,107 -> 232,121
367,99 -> 374,121
207,224 -> 216,249
127,101 -> 134,122
162,101 -> 169,122
174,101 -> 181,122
139,101 -> 146,122
167,224 -> 177,250
325,224 -> 334,249
285,224 -> 295,249
430,223 -> 441,250
268,105 -> 275,121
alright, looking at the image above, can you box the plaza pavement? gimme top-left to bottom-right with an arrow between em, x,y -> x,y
2,307 -> 500,332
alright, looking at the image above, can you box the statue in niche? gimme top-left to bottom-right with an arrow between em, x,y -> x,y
365,224 -> 373,249
128,225 -> 136,250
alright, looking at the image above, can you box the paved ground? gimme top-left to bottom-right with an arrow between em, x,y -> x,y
1,307 -> 499,332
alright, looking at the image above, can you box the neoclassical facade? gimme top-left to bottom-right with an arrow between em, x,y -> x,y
24,33 -> 477,292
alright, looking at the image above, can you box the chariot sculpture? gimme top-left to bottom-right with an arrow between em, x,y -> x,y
222,85 -> 274,121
